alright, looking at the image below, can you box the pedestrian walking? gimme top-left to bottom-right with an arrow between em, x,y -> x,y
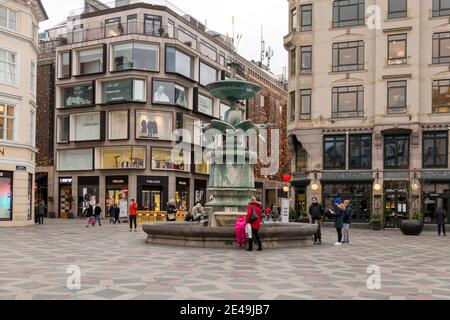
167,199 -> 177,222
332,198 -> 344,246
436,207 -> 447,236
108,205 -> 115,224
36,200 -> 47,225
94,204 -> 102,226
114,203 -> 121,224
342,200 -> 353,244
85,204 -> 94,228
246,196 -> 263,252
129,199 -> 138,232
309,197 -> 324,244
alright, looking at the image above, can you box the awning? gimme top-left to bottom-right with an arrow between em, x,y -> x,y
291,178 -> 311,187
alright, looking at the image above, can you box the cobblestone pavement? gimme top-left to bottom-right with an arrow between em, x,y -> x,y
0,220 -> 449,300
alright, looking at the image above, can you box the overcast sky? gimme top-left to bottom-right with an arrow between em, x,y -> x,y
39,0 -> 288,77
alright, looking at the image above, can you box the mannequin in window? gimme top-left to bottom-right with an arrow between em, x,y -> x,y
154,85 -> 170,103
141,119 -> 147,136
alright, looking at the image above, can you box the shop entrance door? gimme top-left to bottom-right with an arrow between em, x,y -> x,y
142,187 -> 162,212
384,190 -> 409,228
59,185 -> 72,219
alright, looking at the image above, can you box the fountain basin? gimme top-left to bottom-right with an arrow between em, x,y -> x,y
143,222 -> 317,249
206,80 -> 261,102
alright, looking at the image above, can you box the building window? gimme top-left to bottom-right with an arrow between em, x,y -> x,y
144,14 -> 162,36
198,94 -> 214,116
332,41 -> 364,72
70,112 -> 102,142
77,47 -> 104,75
72,24 -> 84,43
102,79 -> 146,104
61,83 -> 94,108
104,17 -> 122,38
432,79 -> 450,113
200,41 -> 217,61
300,89 -> 311,120
57,116 -> 69,143
219,54 -> 226,67
152,80 -> 189,109
384,135 -> 410,169
289,91 -> 296,122
388,0 -> 407,19
432,32 -> 450,64
387,80 -> 407,114
290,7 -> 297,32
324,136 -> 346,170
332,86 -> 364,118
423,132 -> 448,168
0,103 -> 14,141
57,149 -> 94,171
95,146 -> 145,170
388,34 -> 407,65
332,0 -> 365,28
58,52 -> 71,79
290,48 -> 296,77
168,19 -> 175,38
433,0 -> 450,17
109,110 -> 128,140
136,111 -> 172,141
30,61 -> 36,94
178,26 -> 197,48
0,6 -> 17,31
112,42 -> 158,72
296,142 -> 307,171
301,4 -> 312,32
30,109 -> 35,147
349,135 -> 372,169
199,62 -> 218,87
151,147 -> 190,172
195,161 -> 210,175
127,14 -> 137,34
166,47 -> 195,79
300,46 -> 312,75
0,48 -> 16,85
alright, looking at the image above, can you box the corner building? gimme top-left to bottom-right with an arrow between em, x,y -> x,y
285,0 -> 450,227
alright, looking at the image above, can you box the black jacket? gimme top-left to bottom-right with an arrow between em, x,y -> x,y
114,207 -> 120,218
436,208 -> 447,225
86,206 -> 94,217
94,206 -> 102,216
309,203 -> 323,219
343,204 -> 353,224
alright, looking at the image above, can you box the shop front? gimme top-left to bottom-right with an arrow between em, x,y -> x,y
58,177 -> 73,219
194,179 -> 207,205
176,178 -> 190,211
321,172 -> 373,222
137,176 -> 168,212
105,176 -> 129,218
383,180 -> 410,228
421,170 -> 450,225
78,176 -> 99,217
291,177 -> 310,218
0,171 -> 13,221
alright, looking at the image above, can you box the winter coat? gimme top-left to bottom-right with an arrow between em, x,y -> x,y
333,205 -> 344,229
108,206 -> 115,217
309,203 -> 323,220
235,216 -> 247,246
85,206 -> 94,217
246,202 -> 263,230
129,203 -> 138,216
436,208 -> 447,225
114,207 -> 120,219
167,204 -> 177,221
192,206 -> 205,221
343,204 -> 353,225
94,206 -> 102,216
36,203 -> 46,215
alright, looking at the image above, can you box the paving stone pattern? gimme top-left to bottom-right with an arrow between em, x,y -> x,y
0,220 -> 449,300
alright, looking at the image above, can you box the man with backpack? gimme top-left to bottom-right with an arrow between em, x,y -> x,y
309,197 -> 324,244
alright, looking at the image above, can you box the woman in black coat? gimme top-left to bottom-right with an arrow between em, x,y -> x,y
436,207 -> 447,236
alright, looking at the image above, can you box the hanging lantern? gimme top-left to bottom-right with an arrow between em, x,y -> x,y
283,186 -> 290,193
282,175 -> 292,183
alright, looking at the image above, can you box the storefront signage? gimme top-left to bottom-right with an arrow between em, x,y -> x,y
384,172 -> 409,179
178,181 -> 188,186
421,170 -> 450,181
59,178 -> 73,184
146,179 -> 161,185
322,171 -> 373,181
16,166 -> 27,171
112,179 -> 125,184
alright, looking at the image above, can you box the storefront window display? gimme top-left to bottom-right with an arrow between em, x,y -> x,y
57,149 -> 94,171
78,176 -> 99,217
136,111 -> 172,140
194,180 -> 207,205
422,183 -> 450,224
70,112 -> 102,142
384,180 -> 409,228
109,110 -> 129,140
152,80 -> 189,108
102,79 -> 145,103
195,161 -> 210,175
176,178 -> 190,211
58,177 -> 72,219
151,147 -> 190,172
96,146 -> 145,170
105,176 -> 128,218
323,182 -> 372,222
137,176 -> 168,212
62,84 -> 94,108
0,171 -> 13,221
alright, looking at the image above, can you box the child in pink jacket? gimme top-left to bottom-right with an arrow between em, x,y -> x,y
235,216 -> 247,247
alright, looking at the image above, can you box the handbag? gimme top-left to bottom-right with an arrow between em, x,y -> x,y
245,223 -> 253,239
249,207 -> 258,223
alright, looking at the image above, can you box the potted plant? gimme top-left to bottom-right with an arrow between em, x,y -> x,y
369,212 -> 382,231
47,197 -> 57,219
400,211 -> 424,236
289,207 -> 300,222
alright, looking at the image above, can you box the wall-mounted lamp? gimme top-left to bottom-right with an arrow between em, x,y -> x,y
411,169 -> 420,192
373,169 -> 382,192
310,170 -> 320,191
